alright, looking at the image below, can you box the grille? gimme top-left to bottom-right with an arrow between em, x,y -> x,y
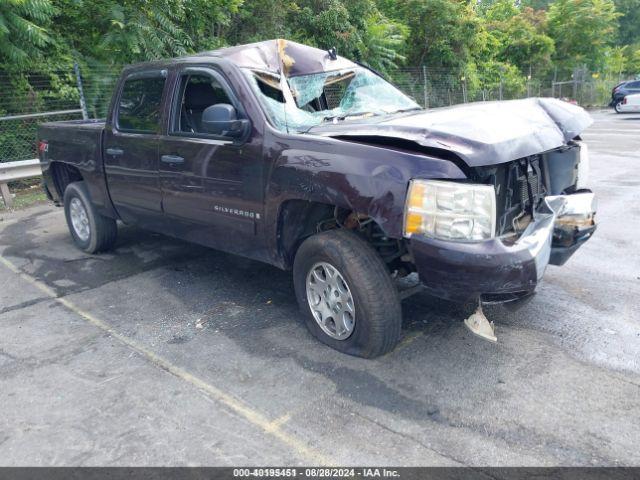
493,156 -> 546,236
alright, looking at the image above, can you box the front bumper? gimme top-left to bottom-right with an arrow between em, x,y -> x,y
409,191 -> 597,303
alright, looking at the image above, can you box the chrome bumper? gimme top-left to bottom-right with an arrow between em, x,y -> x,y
512,190 -> 597,279
546,191 -> 597,266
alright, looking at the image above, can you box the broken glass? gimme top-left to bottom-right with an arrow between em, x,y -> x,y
243,67 -> 421,133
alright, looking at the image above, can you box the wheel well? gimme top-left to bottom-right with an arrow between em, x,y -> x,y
51,162 -> 83,198
278,200 -> 334,268
277,200 -> 409,272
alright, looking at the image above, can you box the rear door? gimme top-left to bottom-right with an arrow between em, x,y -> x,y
104,70 -> 168,225
158,66 -> 267,260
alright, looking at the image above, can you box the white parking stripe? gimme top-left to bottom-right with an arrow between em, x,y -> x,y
0,254 -> 333,466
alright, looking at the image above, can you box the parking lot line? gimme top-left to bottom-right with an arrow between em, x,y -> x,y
0,254 -> 332,465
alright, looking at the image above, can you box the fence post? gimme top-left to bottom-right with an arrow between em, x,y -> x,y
0,182 -> 13,208
74,62 -> 89,120
422,66 -> 428,108
462,77 -> 467,103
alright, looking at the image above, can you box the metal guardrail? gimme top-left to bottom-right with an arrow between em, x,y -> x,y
0,159 -> 42,208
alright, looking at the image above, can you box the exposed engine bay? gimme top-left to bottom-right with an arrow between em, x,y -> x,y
474,141 -> 587,239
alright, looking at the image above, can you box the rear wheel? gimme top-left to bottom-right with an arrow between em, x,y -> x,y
63,181 -> 117,253
293,229 -> 402,358
614,101 -> 624,113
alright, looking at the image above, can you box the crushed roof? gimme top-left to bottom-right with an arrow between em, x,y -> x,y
196,39 -> 358,76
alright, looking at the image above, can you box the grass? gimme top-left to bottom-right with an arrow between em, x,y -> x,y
0,183 -> 49,211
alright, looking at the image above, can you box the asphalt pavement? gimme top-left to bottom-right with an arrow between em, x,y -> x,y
0,110 -> 639,466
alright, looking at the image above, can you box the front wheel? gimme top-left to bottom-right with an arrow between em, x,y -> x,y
614,101 -> 624,114
64,181 -> 117,253
293,229 -> 402,358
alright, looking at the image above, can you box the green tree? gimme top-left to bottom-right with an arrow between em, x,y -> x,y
482,1 -> 555,75
521,0 -> 553,11
45,0 -> 192,63
625,44 -> 640,75
225,0 -> 297,44
613,0 -> 640,46
548,0 -> 621,73
394,0 -> 482,73
293,0 -> 395,63
358,14 -> 408,74
183,0 -> 243,51
478,0 -> 518,20
227,0 -> 407,72
294,0 -> 363,57
100,1 -> 193,61
49,0 -> 242,64
477,59 -> 526,97
0,0 -> 55,68
1,0 -> 638,112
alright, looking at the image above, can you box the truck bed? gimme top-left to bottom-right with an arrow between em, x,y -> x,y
38,119 -> 105,174
38,118 -> 115,216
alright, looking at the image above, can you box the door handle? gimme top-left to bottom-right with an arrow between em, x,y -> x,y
161,154 -> 185,164
106,147 -> 124,156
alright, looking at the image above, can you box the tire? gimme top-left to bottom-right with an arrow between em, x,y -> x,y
63,181 -> 117,253
293,229 -> 402,358
614,101 -> 624,114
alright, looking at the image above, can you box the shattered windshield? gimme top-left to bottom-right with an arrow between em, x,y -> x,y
243,67 -> 421,133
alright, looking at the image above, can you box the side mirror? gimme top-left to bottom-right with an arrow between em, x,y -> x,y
201,103 -> 250,139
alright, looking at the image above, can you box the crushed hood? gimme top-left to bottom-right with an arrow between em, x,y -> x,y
308,98 -> 593,167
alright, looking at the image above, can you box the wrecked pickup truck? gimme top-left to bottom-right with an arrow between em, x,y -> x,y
38,39 -> 596,358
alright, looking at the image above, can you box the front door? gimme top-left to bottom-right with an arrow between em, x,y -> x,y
158,67 -> 267,261
103,70 -> 168,225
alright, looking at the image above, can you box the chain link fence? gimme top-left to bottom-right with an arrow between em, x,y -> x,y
388,66 -> 627,108
0,64 -> 625,164
0,66 -> 119,165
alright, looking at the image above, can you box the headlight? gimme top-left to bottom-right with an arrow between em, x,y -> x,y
575,141 -> 589,189
404,179 -> 496,241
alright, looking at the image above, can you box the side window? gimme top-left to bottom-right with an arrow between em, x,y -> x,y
173,73 -> 234,135
117,76 -> 165,133
630,81 -> 640,89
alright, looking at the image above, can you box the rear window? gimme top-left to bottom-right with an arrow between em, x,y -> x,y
117,76 -> 166,133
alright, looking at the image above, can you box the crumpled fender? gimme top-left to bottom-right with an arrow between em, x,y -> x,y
262,136 -> 467,252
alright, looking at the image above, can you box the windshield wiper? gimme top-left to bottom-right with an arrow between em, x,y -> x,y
322,111 -> 379,123
323,108 -> 421,123
389,107 -> 423,115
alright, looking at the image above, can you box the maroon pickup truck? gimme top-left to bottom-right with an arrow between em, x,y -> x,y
38,39 -> 596,357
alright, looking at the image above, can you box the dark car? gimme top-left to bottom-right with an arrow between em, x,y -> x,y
37,39 -> 597,358
611,79 -> 640,112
